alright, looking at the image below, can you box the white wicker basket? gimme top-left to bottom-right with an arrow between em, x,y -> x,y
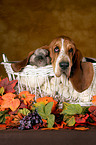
1,54 -> 96,106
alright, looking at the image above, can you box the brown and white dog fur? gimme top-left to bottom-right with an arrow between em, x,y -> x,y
49,36 -> 95,93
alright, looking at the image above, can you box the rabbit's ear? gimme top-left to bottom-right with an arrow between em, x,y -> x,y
11,51 -> 34,72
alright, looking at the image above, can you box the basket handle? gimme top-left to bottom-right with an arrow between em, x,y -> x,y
2,54 -> 8,62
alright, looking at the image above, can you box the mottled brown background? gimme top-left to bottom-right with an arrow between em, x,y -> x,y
0,0 -> 96,77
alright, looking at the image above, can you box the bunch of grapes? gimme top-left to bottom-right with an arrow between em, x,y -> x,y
18,110 -> 43,130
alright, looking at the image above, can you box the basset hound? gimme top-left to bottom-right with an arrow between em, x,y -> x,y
49,35 -> 96,93
11,45 -> 51,72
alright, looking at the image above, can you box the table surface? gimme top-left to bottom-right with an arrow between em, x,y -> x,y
0,127 -> 96,145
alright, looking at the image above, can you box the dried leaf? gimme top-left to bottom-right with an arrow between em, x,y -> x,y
88,106 -> 96,122
90,114 -> 96,122
0,87 -> 4,96
1,93 -> 20,111
88,106 -> 96,113
88,122 -> 96,126
92,96 -> 96,105
45,102 -> 53,116
5,113 -> 23,127
0,124 -> 7,130
36,104 -> 47,120
47,114 -> 55,128
55,121 -> 67,129
19,91 -> 35,105
36,97 -> 57,113
74,127 -> 89,130
42,119 -> 47,123
61,103 -> 82,115
18,108 -> 31,116
66,116 -> 76,126
0,77 -> 18,93
41,127 -> 59,130
75,114 -> 89,124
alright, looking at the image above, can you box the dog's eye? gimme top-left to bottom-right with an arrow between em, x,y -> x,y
54,46 -> 60,53
69,48 -> 73,53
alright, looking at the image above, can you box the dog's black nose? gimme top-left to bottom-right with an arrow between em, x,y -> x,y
59,62 -> 69,69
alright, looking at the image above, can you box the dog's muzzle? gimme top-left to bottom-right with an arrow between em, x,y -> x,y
59,61 -> 69,70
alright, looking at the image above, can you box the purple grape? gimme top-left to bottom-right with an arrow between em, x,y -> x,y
18,110 -> 43,130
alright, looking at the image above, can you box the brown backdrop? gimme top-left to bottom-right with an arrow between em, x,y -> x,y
0,0 -> 96,77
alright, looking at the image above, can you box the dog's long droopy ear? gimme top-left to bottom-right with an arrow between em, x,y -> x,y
11,51 -> 34,72
70,49 -> 94,92
72,49 -> 83,66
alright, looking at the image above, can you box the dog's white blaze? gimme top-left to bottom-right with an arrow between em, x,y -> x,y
55,38 -> 65,75
55,38 -> 70,76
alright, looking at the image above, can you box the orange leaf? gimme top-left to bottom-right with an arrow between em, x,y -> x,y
19,91 -> 35,105
19,91 -> 30,97
41,127 -> 59,130
1,93 -> 20,111
2,93 -> 16,100
5,114 -> 22,127
10,99 -> 20,111
17,112 -> 24,119
0,97 -> 3,105
55,121 -> 67,129
36,97 -> 57,113
42,119 -> 47,123
92,95 -> 96,105
74,127 -> 89,130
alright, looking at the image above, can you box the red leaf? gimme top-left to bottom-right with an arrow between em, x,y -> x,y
75,117 -> 86,123
19,101 -> 28,109
88,122 -> 96,126
90,114 -> 96,122
0,77 -> 18,93
75,123 -> 87,127
0,124 -> 7,130
88,106 -> 96,122
75,114 -> 89,124
88,106 -> 96,113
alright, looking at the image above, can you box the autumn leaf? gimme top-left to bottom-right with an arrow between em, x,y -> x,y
41,127 -> 59,130
74,127 -> 89,131
35,102 -> 55,128
75,114 -> 89,124
19,91 -> 35,105
63,114 -> 76,126
88,122 -> 96,126
0,77 -> 18,93
92,95 -> 96,105
36,96 -> 57,113
88,106 -> 96,122
0,87 -> 4,96
1,93 -> 20,111
61,103 -> 82,115
0,124 -> 7,130
0,110 -> 9,123
18,108 -> 31,116
5,113 -> 24,128
54,121 -> 67,129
